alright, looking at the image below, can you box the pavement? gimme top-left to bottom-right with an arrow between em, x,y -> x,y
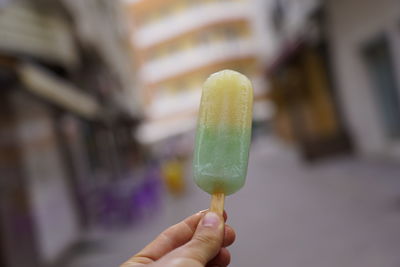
64,137 -> 400,267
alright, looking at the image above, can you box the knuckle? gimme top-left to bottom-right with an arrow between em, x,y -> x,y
193,233 -> 220,247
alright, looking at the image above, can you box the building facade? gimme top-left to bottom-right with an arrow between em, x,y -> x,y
261,0 -> 352,160
0,1 -> 140,266
124,0 -> 271,145
325,0 -> 400,161
260,0 -> 400,162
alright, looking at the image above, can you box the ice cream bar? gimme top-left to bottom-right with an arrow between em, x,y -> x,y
193,70 -> 253,212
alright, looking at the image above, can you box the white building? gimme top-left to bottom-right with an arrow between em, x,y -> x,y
124,0 -> 272,145
325,0 -> 400,160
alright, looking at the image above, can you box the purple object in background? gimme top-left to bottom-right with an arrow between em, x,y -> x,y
132,163 -> 163,221
90,163 -> 163,229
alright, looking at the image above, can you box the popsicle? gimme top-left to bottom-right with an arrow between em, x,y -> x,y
193,70 -> 253,215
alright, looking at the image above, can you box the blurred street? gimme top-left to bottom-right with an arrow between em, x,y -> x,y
2,1 -> 400,266
64,137 -> 400,267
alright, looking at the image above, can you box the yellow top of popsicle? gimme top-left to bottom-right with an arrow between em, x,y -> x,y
198,70 -> 253,128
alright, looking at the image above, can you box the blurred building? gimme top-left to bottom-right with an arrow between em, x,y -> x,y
264,0 -> 400,162
124,0 -> 272,146
263,0 -> 352,160
325,0 -> 400,161
0,0 -> 140,266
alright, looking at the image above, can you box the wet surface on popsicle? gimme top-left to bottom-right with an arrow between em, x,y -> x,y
193,70 -> 253,195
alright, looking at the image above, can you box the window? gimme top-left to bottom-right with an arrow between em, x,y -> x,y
362,35 -> 400,138
175,80 -> 188,92
185,0 -> 199,7
197,32 -> 211,46
224,27 -> 238,41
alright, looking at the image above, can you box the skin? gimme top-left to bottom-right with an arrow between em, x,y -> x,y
121,210 -> 236,267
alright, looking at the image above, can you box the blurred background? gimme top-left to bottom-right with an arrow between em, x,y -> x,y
1,0 -> 400,266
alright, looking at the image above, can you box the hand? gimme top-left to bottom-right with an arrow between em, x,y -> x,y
121,210 -> 236,267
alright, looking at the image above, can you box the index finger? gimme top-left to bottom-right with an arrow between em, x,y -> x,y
121,210 -> 228,266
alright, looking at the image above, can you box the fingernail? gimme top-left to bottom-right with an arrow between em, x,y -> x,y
198,209 -> 207,214
201,212 -> 220,228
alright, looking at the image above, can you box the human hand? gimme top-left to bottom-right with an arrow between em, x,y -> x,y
121,210 -> 236,267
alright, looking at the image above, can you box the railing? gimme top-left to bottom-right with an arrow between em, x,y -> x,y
0,3 -> 77,65
133,1 -> 250,48
140,39 -> 256,84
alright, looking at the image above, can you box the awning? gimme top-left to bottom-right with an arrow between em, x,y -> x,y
18,63 -> 101,119
266,39 -> 304,75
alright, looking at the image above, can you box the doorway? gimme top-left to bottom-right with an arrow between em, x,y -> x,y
362,35 -> 400,138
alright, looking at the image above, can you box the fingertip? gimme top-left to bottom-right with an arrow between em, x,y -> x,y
204,209 -> 227,222
223,225 -> 236,247
198,209 -> 208,215
223,210 -> 228,222
206,247 -> 231,267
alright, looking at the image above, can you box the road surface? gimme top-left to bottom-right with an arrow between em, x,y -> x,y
65,137 -> 400,267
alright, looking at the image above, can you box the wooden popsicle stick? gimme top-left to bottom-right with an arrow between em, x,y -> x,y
209,192 -> 225,216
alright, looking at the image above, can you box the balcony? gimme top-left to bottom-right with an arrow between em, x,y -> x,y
0,3 -> 77,65
133,1 -> 250,49
140,39 -> 257,84
146,74 -> 267,120
146,89 -> 201,120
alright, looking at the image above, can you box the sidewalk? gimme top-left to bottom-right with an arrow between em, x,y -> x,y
64,137 -> 400,267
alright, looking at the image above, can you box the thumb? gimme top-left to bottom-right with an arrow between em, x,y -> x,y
182,212 -> 225,264
160,212 -> 224,266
